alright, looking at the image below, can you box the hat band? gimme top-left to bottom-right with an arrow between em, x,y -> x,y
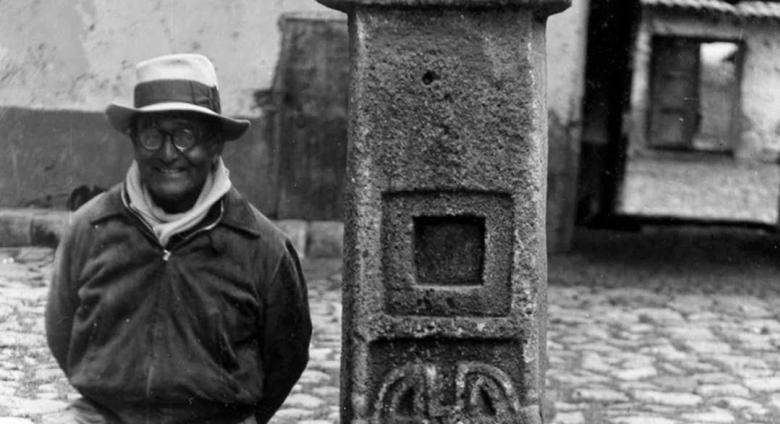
134,79 -> 221,113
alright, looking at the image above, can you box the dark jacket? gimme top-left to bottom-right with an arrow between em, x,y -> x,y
45,184 -> 311,424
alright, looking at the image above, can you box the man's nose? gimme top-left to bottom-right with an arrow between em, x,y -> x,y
157,136 -> 179,161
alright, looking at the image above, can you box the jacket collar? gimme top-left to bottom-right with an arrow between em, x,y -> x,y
219,187 -> 262,237
89,184 -> 261,237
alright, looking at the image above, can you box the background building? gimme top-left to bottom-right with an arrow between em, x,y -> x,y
0,0 -> 589,251
578,0 -> 780,229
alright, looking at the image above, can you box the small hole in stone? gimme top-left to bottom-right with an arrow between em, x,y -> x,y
422,70 -> 438,85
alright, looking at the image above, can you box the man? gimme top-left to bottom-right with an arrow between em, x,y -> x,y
45,54 -> 312,424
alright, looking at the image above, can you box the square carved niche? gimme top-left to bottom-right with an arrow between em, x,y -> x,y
413,215 -> 485,286
382,191 -> 513,317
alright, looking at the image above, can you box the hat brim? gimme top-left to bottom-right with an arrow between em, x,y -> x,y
106,102 -> 250,141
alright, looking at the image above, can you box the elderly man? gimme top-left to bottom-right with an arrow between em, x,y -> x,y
45,54 -> 312,424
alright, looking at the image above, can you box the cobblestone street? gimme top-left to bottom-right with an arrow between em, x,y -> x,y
2,228 -> 780,424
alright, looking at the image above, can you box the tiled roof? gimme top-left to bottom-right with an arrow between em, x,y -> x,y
738,1 -> 780,18
642,0 -> 780,19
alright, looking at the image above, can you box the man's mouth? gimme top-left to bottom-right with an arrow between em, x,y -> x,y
155,166 -> 186,175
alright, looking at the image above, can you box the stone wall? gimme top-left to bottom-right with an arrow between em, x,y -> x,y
0,1 -> 333,213
0,107 -> 278,214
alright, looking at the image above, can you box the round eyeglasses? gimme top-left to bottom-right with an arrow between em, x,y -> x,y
136,127 -> 199,152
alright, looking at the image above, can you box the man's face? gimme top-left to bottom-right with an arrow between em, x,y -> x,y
132,112 -> 223,213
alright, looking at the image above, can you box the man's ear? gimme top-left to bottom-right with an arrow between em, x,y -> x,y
126,128 -> 137,145
211,141 -> 225,162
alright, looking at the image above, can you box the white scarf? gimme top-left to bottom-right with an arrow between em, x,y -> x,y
124,157 -> 232,247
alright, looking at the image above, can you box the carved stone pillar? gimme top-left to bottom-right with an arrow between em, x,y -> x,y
313,0 -> 570,422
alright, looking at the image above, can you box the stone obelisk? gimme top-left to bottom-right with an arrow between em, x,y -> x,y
313,0 -> 570,422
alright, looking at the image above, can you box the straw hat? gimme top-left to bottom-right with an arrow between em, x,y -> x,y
106,53 -> 250,141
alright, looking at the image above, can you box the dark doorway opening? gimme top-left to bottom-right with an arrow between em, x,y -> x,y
647,37 -> 741,153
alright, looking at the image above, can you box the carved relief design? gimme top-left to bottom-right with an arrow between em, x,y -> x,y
456,362 -> 522,419
374,363 -> 437,420
374,362 -> 521,422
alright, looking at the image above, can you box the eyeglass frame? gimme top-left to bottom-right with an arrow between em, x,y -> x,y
131,126 -> 202,153
128,119 -> 221,153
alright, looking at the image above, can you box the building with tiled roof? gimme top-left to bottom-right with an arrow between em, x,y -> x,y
616,0 -> 780,223
641,0 -> 780,19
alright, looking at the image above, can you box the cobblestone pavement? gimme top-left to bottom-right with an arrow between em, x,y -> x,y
2,228 -> 780,424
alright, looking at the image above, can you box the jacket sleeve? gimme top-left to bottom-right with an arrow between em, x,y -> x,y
45,220 -> 84,374
256,241 -> 312,424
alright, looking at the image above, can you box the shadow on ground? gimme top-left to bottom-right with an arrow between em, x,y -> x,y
550,227 -> 780,296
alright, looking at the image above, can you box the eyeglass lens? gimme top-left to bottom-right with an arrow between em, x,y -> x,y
139,128 -> 197,151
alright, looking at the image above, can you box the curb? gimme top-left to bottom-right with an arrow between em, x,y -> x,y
0,209 -> 343,259
0,209 -> 71,248
275,219 -> 344,259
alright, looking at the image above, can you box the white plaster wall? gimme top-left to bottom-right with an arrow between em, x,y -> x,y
0,1 -> 586,120
738,21 -> 780,162
544,0 -> 589,251
0,0 -> 333,117
546,0 -> 589,124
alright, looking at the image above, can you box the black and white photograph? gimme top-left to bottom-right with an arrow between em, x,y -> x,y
1,0 -> 780,423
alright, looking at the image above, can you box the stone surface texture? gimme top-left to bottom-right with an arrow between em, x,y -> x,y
317,0 -> 568,421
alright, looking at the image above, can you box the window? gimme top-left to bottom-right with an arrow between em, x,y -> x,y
648,36 -> 741,152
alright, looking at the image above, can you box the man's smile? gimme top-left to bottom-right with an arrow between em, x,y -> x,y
153,165 -> 187,175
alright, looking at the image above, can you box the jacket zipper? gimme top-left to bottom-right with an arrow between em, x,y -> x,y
121,192 -> 225,404
166,205 -> 222,254
121,193 -> 169,259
